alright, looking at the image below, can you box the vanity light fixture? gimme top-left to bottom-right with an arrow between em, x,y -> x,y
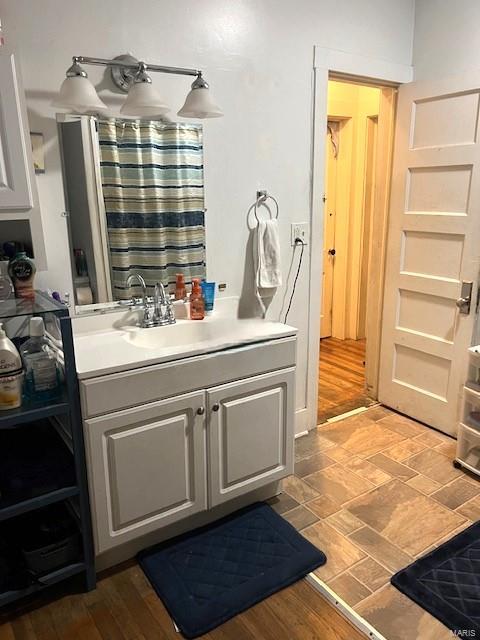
120,62 -> 170,116
178,75 -> 223,119
51,60 -> 108,114
52,54 -> 223,119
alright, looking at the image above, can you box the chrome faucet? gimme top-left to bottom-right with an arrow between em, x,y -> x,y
153,282 -> 176,326
126,273 -> 154,328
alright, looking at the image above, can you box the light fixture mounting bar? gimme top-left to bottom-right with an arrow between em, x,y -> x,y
73,56 -> 201,77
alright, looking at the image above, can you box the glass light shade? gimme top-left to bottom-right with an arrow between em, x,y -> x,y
120,81 -> 170,116
177,87 -> 223,119
51,76 -> 107,113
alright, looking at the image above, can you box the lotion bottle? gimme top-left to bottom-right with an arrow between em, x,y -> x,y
0,323 -> 23,410
8,252 -> 36,300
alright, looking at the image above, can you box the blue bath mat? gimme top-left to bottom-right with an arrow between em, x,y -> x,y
137,502 -> 326,638
391,521 -> 480,634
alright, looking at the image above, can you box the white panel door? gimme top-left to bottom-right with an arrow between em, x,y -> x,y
84,391 -> 207,553
378,73 -> 480,435
208,369 -> 295,507
0,52 -> 33,209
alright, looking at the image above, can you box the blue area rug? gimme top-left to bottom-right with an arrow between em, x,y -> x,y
391,520 -> 480,634
137,502 -> 326,638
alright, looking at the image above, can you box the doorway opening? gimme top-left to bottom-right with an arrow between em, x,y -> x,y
318,78 -> 395,423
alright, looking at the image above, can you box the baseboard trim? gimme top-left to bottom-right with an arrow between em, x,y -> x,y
295,429 -> 309,439
306,573 -> 387,640
295,407 -> 309,436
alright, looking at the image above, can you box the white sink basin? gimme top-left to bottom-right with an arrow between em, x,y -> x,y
72,301 -> 297,380
123,318 -> 223,349
123,318 -> 275,350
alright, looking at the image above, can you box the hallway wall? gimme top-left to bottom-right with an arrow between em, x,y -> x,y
414,0 -> 480,80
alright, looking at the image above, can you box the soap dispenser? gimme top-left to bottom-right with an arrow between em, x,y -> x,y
190,278 -> 205,320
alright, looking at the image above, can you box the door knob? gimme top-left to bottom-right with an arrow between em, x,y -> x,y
456,281 -> 473,315
212,403 -> 220,412
196,407 -> 205,415
328,248 -> 336,256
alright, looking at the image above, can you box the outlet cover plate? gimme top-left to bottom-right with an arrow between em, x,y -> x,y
291,222 -> 309,246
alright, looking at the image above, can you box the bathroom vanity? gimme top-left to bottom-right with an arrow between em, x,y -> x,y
54,107 -> 298,570
72,304 -> 297,569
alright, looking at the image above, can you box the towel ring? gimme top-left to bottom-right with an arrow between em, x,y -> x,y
253,193 -> 279,224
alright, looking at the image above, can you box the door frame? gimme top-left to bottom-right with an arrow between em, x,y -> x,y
305,46 -> 413,431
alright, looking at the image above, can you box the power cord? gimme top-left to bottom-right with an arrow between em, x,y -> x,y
284,237 -> 305,323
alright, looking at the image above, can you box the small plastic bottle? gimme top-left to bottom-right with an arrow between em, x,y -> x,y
190,278 -> 205,320
21,317 -> 61,403
0,323 -> 23,410
175,273 -> 187,301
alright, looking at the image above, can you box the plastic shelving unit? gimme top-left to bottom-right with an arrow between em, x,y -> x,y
454,345 -> 480,477
0,291 -> 95,606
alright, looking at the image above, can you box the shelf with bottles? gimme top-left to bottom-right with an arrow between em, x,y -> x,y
0,390 -> 69,430
0,291 -> 96,600
0,294 -> 67,418
0,503 -> 84,606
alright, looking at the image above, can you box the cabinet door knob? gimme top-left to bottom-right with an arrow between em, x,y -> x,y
196,407 -> 205,415
212,403 -> 220,412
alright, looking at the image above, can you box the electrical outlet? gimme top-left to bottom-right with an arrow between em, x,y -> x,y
291,222 -> 309,246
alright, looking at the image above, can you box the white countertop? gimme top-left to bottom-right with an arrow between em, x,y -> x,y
72,300 -> 297,380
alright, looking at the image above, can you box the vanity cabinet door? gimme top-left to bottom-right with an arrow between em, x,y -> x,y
84,391 -> 207,553
207,368 -> 295,507
0,52 -> 34,210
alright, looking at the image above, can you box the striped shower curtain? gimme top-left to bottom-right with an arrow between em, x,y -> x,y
97,119 -> 206,299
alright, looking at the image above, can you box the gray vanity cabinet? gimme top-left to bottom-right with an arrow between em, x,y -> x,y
84,391 -> 207,553
79,337 -> 296,559
207,369 -> 295,507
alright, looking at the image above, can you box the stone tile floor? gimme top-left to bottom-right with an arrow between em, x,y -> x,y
269,405 -> 480,640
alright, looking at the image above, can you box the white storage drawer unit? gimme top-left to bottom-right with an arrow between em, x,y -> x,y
456,423 -> 480,474
467,346 -> 480,391
461,386 -> 480,430
455,345 -> 480,477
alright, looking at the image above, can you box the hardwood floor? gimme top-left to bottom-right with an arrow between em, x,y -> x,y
318,337 -> 374,424
0,560 -> 364,640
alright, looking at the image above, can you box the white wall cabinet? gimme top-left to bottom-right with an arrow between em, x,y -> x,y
81,343 -> 296,556
208,369 -> 294,507
0,52 -> 34,210
0,50 -> 47,269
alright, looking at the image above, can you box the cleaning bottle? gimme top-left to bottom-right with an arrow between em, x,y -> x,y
190,278 -> 205,320
0,323 -> 23,410
21,317 -> 61,403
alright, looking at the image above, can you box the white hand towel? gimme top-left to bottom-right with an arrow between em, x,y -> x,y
254,219 -> 282,316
